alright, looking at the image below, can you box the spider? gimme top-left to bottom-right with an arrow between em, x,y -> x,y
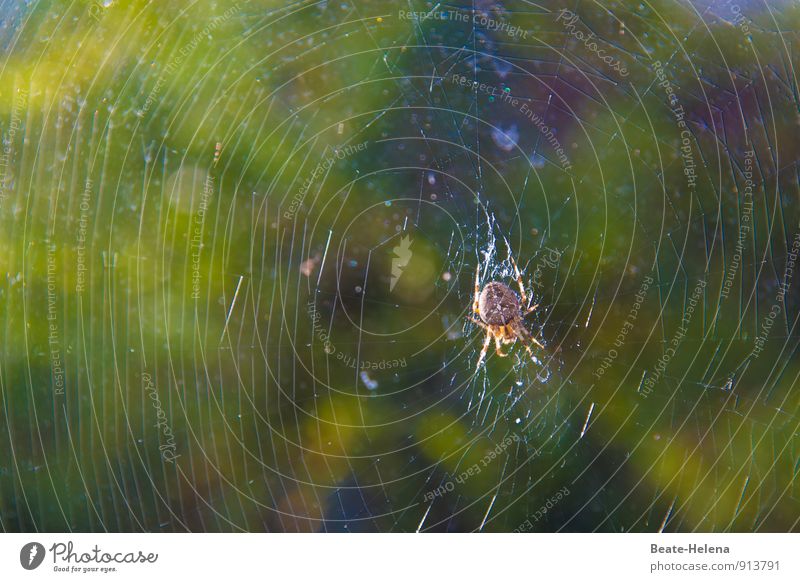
469,257 -> 544,369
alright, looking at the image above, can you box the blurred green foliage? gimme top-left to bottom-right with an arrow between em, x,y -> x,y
0,0 -> 798,532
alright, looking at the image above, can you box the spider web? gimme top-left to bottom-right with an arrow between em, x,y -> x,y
0,0 -> 798,534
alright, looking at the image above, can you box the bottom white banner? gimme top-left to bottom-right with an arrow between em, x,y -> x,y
1,533 -> 796,581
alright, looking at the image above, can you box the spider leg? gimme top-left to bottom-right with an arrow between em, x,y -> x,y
516,321 -> 545,349
522,341 -> 535,360
524,303 -> 539,317
476,330 -> 492,370
473,264 -> 481,315
494,334 -> 510,357
522,332 -> 545,350
509,256 -> 531,308
513,332 -> 543,364
467,315 -> 487,329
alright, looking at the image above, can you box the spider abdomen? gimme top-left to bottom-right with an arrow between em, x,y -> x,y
478,282 -> 520,325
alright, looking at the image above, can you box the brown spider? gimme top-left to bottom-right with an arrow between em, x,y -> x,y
469,257 -> 544,369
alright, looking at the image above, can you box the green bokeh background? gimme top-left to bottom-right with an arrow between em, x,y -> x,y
0,0 -> 798,532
